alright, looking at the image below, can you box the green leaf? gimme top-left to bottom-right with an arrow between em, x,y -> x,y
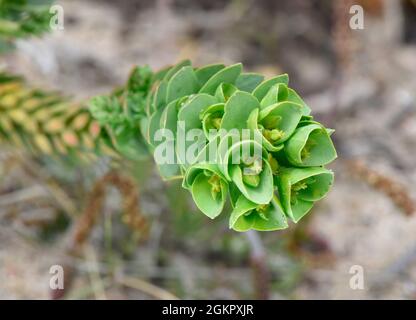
157,162 -> 183,181
195,63 -> 225,85
0,0 -> 53,40
215,83 -> 238,102
235,73 -> 264,92
153,110 -> 183,180
217,135 -> 273,204
229,195 -> 257,231
220,91 -> 260,131
199,63 -> 242,95
287,88 -> 311,116
163,60 -> 191,81
231,159 -> 274,205
229,182 -> 241,208
229,195 -> 288,232
157,97 -> 192,176
326,128 -> 335,136
186,164 -> 228,219
257,101 -> 303,151
177,94 -> 217,166
260,83 -> 288,109
252,74 -> 289,101
151,81 -> 167,112
185,162 -> 224,187
112,127 -> 149,160
139,117 -> 149,143
166,66 -> 199,103
217,133 -> 265,179
192,134 -> 221,166
160,98 -> 179,134
178,94 -> 218,130
277,167 -> 334,222
147,108 -> 165,147
284,123 -> 337,167
201,103 -> 225,139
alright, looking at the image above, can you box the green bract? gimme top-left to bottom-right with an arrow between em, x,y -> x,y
184,163 -> 228,219
230,195 -> 288,232
276,167 -> 334,222
89,61 -> 337,232
284,123 -> 337,167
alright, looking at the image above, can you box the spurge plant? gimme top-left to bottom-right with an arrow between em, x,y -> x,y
90,60 -> 337,232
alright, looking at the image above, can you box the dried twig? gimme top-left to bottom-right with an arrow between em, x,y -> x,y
117,275 -> 179,300
84,245 -> 107,300
70,170 -> 148,251
346,159 -> 416,216
0,185 -> 47,208
51,170 -> 148,299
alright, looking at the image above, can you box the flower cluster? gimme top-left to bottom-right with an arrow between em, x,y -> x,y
90,61 -> 337,232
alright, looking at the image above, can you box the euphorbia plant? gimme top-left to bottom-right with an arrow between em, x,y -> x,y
90,60 -> 337,232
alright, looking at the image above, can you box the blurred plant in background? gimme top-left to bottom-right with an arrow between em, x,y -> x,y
0,0 -> 53,52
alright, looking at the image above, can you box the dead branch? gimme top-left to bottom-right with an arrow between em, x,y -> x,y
346,159 -> 416,216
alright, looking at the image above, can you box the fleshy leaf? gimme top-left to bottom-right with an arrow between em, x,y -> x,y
230,159 -> 274,205
284,123 -> 337,167
235,73 -> 265,92
201,103 -> 225,139
147,108 -> 165,147
178,94 -> 218,130
176,94 -> 217,166
157,162 -> 183,181
277,167 -> 334,222
151,81 -> 167,112
287,88 -> 311,116
229,182 -> 241,208
229,195 -> 288,232
163,60 -> 191,81
111,126 -> 148,160
187,164 -> 228,219
195,64 -> 225,85
257,101 -> 303,151
217,136 -> 273,204
217,134 -> 266,180
221,91 -> 260,131
160,98 -> 179,134
199,63 -> 242,95
215,83 -> 238,102
260,83 -> 288,109
193,134 -> 221,166
166,66 -> 199,103
252,74 -> 289,101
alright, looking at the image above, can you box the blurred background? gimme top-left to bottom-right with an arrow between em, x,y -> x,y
1,0 -> 416,299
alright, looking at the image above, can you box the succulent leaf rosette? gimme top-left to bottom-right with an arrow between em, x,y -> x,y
90,60 -> 337,232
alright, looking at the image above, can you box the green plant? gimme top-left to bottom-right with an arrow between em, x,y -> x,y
0,72 -> 115,161
0,0 -> 52,52
90,61 -> 337,232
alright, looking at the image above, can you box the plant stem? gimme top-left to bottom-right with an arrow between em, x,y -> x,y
245,230 -> 270,300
